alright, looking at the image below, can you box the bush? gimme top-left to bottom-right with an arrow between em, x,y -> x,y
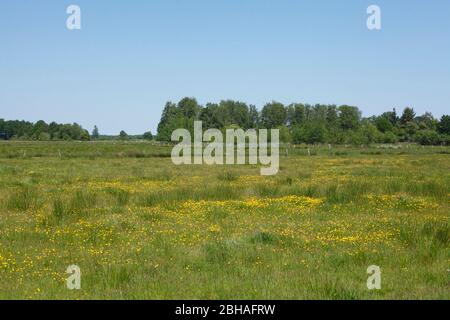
344,130 -> 367,146
38,132 -> 51,141
439,134 -> 450,145
277,125 -> 292,143
119,130 -> 129,140
415,130 -> 440,145
382,131 -> 398,143
143,131 -> 153,141
292,123 -> 327,144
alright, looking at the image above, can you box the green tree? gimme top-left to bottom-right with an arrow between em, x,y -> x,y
360,122 -> 383,145
400,107 -> 416,125
119,130 -> 129,140
0,119 -> 6,140
261,102 -> 286,129
48,122 -> 59,140
32,120 -> 48,139
143,131 -> 153,141
382,131 -> 398,143
416,112 -> 437,130
292,122 -> 327,144
92,125 -> 100,139
287,103 -> 306,127
217,100 -> 250,129
375,116 -> 394,133
248,104 -> 259,128
178,97 -> 200,119
277,125 -> 292,143
381,109 -> 399,126
80,130 -> 90,141
415,130 -> 440,145
440,134 -> 450,146
405,121 -> 419,137
159,116 -> 192,142
338,105 -> 361,130
438,115 -> 450,135
157,102 -> 183,141
38,132 -> 51,141
325,105 -> 339,128
199,103 -> 218,129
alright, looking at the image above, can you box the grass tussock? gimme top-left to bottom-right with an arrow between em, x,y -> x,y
7,187 -> 39,211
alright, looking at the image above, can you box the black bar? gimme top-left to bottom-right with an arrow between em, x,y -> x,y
0,300 -> 443,319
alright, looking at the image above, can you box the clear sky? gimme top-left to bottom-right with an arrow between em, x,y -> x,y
1,0 -> 449,134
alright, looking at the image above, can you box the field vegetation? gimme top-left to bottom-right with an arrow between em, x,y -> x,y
0,141 -> 449,299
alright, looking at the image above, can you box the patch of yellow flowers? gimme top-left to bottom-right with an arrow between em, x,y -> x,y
366,194 -> 439,210
181,195 -> 323,213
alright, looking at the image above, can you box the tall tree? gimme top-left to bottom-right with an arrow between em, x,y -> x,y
326,105 -> 339,128
157,101 -> 180,141
178,97 -> 200,119
119,130 -> 129,140
199,103 -> 218,129
248,104 -> 259,128
381,109 -> 399,126
287,103 -> 306,127
338,105 -> 361,130
400,107 -> 416,125
416,112 -> 437,130
92,125 -> 99,139
143,131 -> 153,140
261,102 -> 286,129
438,115 -> 450,135
375,116 -> 393,133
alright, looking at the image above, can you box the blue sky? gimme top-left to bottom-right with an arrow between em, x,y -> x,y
1,0 -> 449,134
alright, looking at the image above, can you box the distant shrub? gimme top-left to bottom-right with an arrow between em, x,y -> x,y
415,130 -> 440,145
439,134 -> 450,146
38,132 -> 51,141
382,131 -> 398,144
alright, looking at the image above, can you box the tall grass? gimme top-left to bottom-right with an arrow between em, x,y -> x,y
7,187 -> 38,211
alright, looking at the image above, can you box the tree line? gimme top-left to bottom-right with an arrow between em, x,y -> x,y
0,119 -> 91,141
0,119 -> 154,142
156,97 -> 450,145
2,98 -> 449,145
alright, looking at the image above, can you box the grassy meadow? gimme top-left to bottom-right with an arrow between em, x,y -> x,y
0,141 -> 449,299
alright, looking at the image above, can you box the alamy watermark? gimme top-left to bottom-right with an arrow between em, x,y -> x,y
367,5 -> 381,30
171,121 -> 280,176
66,265 -> 81,290
65,5 -> 382,32
66,5 -> 81,30
367,265 -> 381,290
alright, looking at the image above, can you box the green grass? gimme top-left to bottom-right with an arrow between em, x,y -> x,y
0,141 -> 449,299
